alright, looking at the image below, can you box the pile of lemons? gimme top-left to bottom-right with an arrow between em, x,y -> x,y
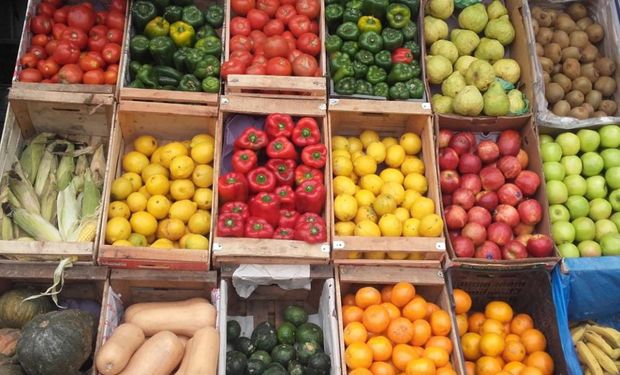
105,134 -> 214,250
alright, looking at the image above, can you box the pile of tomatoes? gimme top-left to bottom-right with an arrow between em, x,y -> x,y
222,0 -> 322,77
18,0 -> 126,85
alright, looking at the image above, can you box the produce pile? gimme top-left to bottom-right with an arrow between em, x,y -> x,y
222,0 -> 322,77
341,282 -> 456,373
439,129 -> 555,260
96,298 -> 218,374
1,134 -> 106,243
217,114 -> 327,243
326,0 -> 424,99
425,0 -> 528,117
531,3 -> 618,119
18,0 -> 125,84
225,305 -> 331,374
541,125 -> 620,257
570,321 -> 620,374
128,0 -> 224,92
453,288 -> 556,374
105,134 -> 214,250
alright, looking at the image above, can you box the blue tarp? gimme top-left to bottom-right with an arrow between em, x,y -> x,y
551,257 -> 620,375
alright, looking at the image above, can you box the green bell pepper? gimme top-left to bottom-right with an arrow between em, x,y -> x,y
333,63 -> 355,83
355,49 -> 374,65
389,82 -> 409,99
164,5 -> 183,23
390,0 -> 419,15
358,31 -> 383,54
170,21 -> 195,47
158,76 -> 179,87
381,27 -> 403,51
154,65 -> 183,82
357,16 -> 382,33
144,17 -> 170,39
132,0 -> 157,33
330,51 -> 351,72
172,0 -> 193,5
341,41 -> 359,57
404,78 -> 424,98
137,64 -> 159,88
202,76 -> 220,93
205,5 -> 224,28
194,55 -> 220,79
150,0 -> 170,13
195,36 -> 222,56
342,7 -> 362,23
129,80 -> 145,88
325,35 -> 343,53
130,35 -> 151,63
403,40 -> 420,56
335,77 -> 356,95
387,62 -> 413,84
386,4 -> 411,29
373,82 -> 389,97
184,48 -> 206,72
346,0 -> 363,9
362,0 -> 389,18
182,5 -> 205,29
173,47 -> 190,72
374,50 -> 392,70
355,79 -> 373,95
401,21 -> 417,41
196,24 -> 217,39
410,59 -> 421,77
326,0 -> 344,5
326,4 -> 344,29
352,61 -> 368,78
336,22 -> 360,41
149,36 -> 177,66
129,61 -> 142,78
179,74 -> 202,91
366,65 -> 387,84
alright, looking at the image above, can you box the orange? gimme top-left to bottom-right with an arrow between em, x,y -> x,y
345,342 -> 374,369
468,312 -> 486,333
425,336 -> 453,354
387,317 -> 415,344
502,340 -> 526,362
453,289 -> 472,314
344,305 -> 365,326
382,302 -> 402,320
497,372 -> 513,375
520,328 -> 546,353
402,295 -> 427,321
480,319 -> 506,337
412,346 -> 425,357
363,305 -> 390,333
344,322 -> 368,346
367,335 -> 393,361
456,313 -> 469,336
369,361 -> 396,375
350,369 -> 373,375
520,366 -> 544,375
479,332 -> 505,357
525,351 -> 554,375
475,356 -> 503,375
436,366 -> 457,375
430,310 -> 451,336
405,358 -> 436,375
410,319 -> 432,346
461,332 -> 482,361
496,356 -> 506,368
381,285 -> 393,303
392,344 -> 419,371
343,293 -> 356,305
425,302 -> 441,319
505,333 -> 521,343
356,287 -> 382,308
423,346 -> 449,367
465,361 -> 475,375
485,301 -> 514,323
510,313 -> 534,335
391,282 -> 415,307
503,361 -> 526,375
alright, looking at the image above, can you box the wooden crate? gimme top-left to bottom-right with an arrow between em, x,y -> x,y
0,104 -> 113,264
335,265 -> 466,374
211,95 -> 331,266
217,264 -> 341,375
328,99 -> 445,266
97,100 -> 219,270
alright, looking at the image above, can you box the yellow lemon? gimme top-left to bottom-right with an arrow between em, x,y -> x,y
364,251 -> 386,259
191,134 -> 214,148
169,200 -> 197,223
403,218 -> 421,237
128,233 -> 148,247
130,211 -> 158,236
122,151 -> 150,174
334,194 -> 358,222
191,141 -> 214,164
404,173 -> 428,193
347,251 -> 363,259
381,182 -> 405,205
146,195 -> 171,220
333,176 -> 357,196
401,156 -> 425,175
138,186 -> 152,200
394,207 -> 410,222
402,190 -> 422,210
347,137 -> 363,153
122,172 -> 142,192
157,218 -> 185,241
335,221 -> 356,236
159,142 -> 188,167
354,220 -> 381,237
400,132 -> 422,155
419,214 -> 444,237
188,211 -> 211,235
410,197 -> 435,219
351,151 -> 365,161
133,135 -> 158,156
111,177 -> 133,200
170,155 -> 195,179
105,217 -> 131,243
126,192 -> 147,213
349,173 -> 359,184
193,188 -> 213,210
355,189 -> 375,207
185,234 -> 209,249
378,214 -> 403,236
387,251 -> 409,260
353,155 -> 377,176
366,142 -> 386,163
360,130 -> 380,148
150,147 -> 163,164
385,144 -> 406,167
359,174 -> 384,195
408,253 -> 424,260
108,201 -> 130,219
332,149 -> 351,160
379,168 -> 404,185
179,233 -> 192,248
382,136 -> 398,149
192,164 -> 213,188
333,156 -> 353,176
112,240 -> 132,246
170,179 -> 196,201
141,163 -> 169,181
332,135 -> 349,150
150,238 -> 174,249
145,174 -> 170,196
355,206 -> 378,223
373,193 -> 397,216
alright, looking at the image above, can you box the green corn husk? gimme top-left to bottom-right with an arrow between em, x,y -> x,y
56,142 -> 75,192
12,207 -> 62,241
40,174 -> 58,225
90,144 -> 106,187
75,155 -> 88,176
0,212 -> 13,241
23,256 -> 77,308
19,133 -> 51,184
8,170 -> 40,214
81,170 -> 100,219
56,181 -> 79,241
34,143 -> 58,198
7,190 -> 21,209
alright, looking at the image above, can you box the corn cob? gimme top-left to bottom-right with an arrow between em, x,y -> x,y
577,341 -> 605,375
81,170 -> 100,219
90,144 -> 106,186
11,207 -> 62,241
40,174 -> 58,225
8,170 -> 40,214
586,342 -> 619,374
19,133 -> 51,184
34,143 -> 58,197
56,142 -> 75,191
69,215 -> 99,242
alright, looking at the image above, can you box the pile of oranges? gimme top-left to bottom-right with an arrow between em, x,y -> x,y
453,289 -> 554,375
342,282 -> 456,375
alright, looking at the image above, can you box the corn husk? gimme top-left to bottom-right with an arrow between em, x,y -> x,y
8,170 -> 40,214
34,143 -> 58,197
11,207 -> 62,241
23,256 -> 77,308
40,174 -> 58,225
56,181 -> 79,241
81,170 -> 100,219
56,142 -> 75,192
19,133 -> 51,184
90,144 -> 106,187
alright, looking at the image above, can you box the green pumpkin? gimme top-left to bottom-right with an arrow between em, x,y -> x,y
16,310 -> 95,375
0,289 -> 53,329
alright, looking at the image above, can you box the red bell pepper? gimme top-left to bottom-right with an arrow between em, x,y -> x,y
295,165 -> 324,186
217,213 -> 245,237
296,212 -> 326,228
294,221 -> 327,243
266,159 -> 296,186
221,201 -> 250,220
273,227 -> 295,240
245,217 -> 274,238
249,192 -> 281,227
392,48 -> 414,64
275,185 -> 295,210
279,209 -> 300,228
295,179 -> 326,214
234,127 -> 268,150
218,172 -> 249,203
266,136 -> 297,160
247,167 -> 277,193
232,149 -> 258,174
264,113 -> 294,139
292,117 -> 321,147
301,144 -> 327,168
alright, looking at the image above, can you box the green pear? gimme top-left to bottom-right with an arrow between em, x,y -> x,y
465,60 -> 496,91
442,71 -> 466,97
454,56 -> 478,76
493,59 -> 521,84
458,3 -> 488,33
453,85 -> 484,116
484,15 -> 515,45
474,37 -> 505,62
424,16 -> 449,45
451,29 -> 480,56
507,89 -> 528,115
426,55 -> 453,84
427,0 -> 454,20
432,94 -> 454,113
430,40 -> 459,64
483,81 -> 510,116
487,0 -> 508,19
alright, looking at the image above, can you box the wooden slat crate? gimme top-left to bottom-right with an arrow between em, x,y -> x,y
211,95 -> 331,266
335,265 -> 466,374
328,99 -> 445,266
97,100 -> 219,270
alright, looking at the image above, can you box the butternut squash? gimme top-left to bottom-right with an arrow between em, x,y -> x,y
175,338 -> 192,375
96,323 -> 145,375
175,327 -> 219,375
177,336 -> 189,348
118,331 -> 183,375
125,298 -> 216,337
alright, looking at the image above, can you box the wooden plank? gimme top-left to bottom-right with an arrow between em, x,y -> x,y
220,95 -> 326,116
118,100 -> 218,118
10,82 -> 115,94
226,75 -> 326,95
329,98 -> 432,115
120,88 -> 218,105
9,87 -> 114,105
338,265 -> 444,285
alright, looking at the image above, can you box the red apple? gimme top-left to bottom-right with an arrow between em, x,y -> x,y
518,199 -> 542,225
475,241 -> 502,260
497,156 -> 522,179
461,174 -> 482,194
440,170 -> 460,194
487,222 -> 513,246
438,147 -> 459,170
448,230 -> 460,241
476,191 -> 499,211
494,204 -> 521,227
462,222 -> 487,245
476,140 -> 500,164
527,234 -> 554,257
438,129 -> 453,148
449,132 -> 473,155
468,206 -> 492,227
452,188 -> 475,210
452,235 -> 475,257
497,183 -> 524,206
442,194 -> 453,207
444,205 -> 468,229
515,170 -> 541,196
458,153 -> 482,174
502,240 -> 528,259
516,234 -> 533,247
480,166 -> 505,191
513,223 -> 535,236
517,149 -> 529,169
461,132 -> 476,147
498,129 -> 521,156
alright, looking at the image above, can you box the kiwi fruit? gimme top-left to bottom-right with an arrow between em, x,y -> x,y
552,30 -> 570,48
531,6 -> 543,20
543,71 -> 551,85
535,43 -> 544,57
540,57 -> 555,74
572,76 -> 593,95
552,73 -> 573,92
600,100 -> 618,115
537,10 -> 555,27
561,47 -> 581,62
594,57 -> 616,77
553,64 -> 563,74
543,43 -> 562,64
580,44 -> 599,63
594,76 -> 617,96
582,103 -> 595,115
532,19 -> 540,36
546,82 -> 566,104
581,63 -> 600,82
552,100 -> 572,116
593,110 -> 607,117
555,14 -> 577,33
585,90 -> 602,110
576,17 -> 594,31
585,23 -> 604,44
567,3 -> 588,21
566,90 -> 585,107
569,106 -> 590,119
536,27 -> 554,45
563,58 -> 582,79
569,30 -> 589,48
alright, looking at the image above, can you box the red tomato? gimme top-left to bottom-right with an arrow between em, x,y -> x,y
252,54 -> 267,65
32,34 -> 51,47
292,53 -> 318,76
288,15 -> 311,37
287,48 -> 302,62
20,53 -> 39,69
89,25 -> 108,38
280,0 -> 296,4
19,68 -> 43,83
275,5 -> 297,25
87,51 -> 106,68
266,57 -> 292,75
45,40 -> 59,55
83,68 -> 105,84
263,35 -> 289,58
254,44 -> 265,55
88,33 -> 107,52
82,3 -> 94,11
263,19 -> 284,36
67,4 -> 96,32
247,9 -> 269,30
230,35 -> 254,52
101,43 -> 121,64
31,15 -> 52,35
257,0 -> 280,16
310,20 -> 319,34
37,58 -> 59,78
246,63 -> 266,75
221,60 -> 247,79
43,0 -> 62,7
106,28 -> 123,44
37,3 -> 56,18
249,30 -> 267,48
58,64 -> 83,83
96,11 -> 108,25
53,6 -> 69,24
230,50 -> 254,66
79,54 -> 102,71
110,0 -> 126,13
295,0 -> 320,19
281,31 -> 296,50
61,27 -> 88,50
51,40 -> 80,64
231,0 -> 255,16
230,17 -> 252,36
106,11 -> 125,30
104,68 -> 118,84
29,45 -> 47,59
49,74 -> 59,83
41,79 -> 53,83
52,23 -> 67,40
107,64 -> 119,72
296,32 -> 320,56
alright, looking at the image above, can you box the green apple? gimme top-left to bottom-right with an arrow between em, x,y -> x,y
611,212 -> 620,231
564,175 -> 587,196
541,142 -> 563,162
600,232 -> 620,256
551,221 -> 575,245
555,132 -> 581,156
595,219 -> 618,241
586,176 -> 608,200
605,166 -> 620,189
549,204 -> 571,223
547,180 -> 568,204
589,198 -> 612,220
578,240 -> 602,257
543,162 -> 566,181
581,152 -> 605,177
539,134 -> 554,145
572,217 -> 596,241
566,196 -> 590,219
601,148 -> 620,169
609,189 -> 620,212
577,129 -> 601,152
560,156 -> 582,175
558,243 -> 580,258
599,125 -> 620,148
